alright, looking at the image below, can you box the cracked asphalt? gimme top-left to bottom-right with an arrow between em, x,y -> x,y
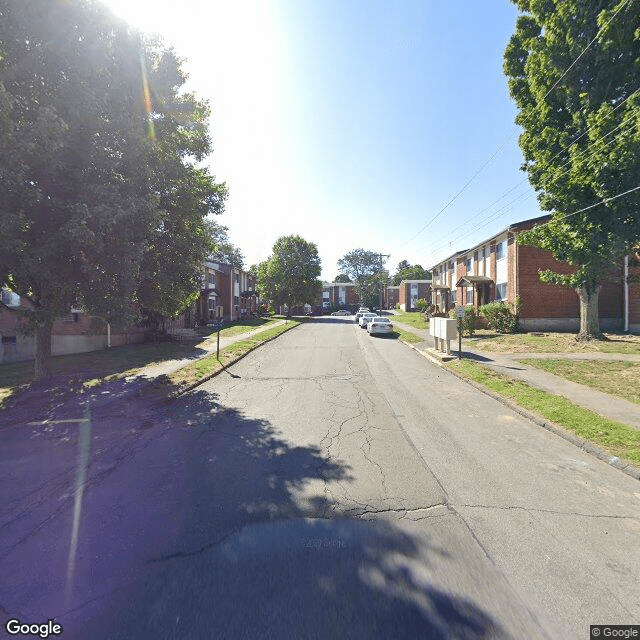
1,317 -> 639,639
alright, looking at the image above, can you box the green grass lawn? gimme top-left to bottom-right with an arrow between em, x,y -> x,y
201,317 -> 279,339
519,359 -> 640,405
167,320 -> 300,390
0,340 -> 206,406
392,311 -> 429,331
447,359 -> 640,466
393,328 -> 422,343
465,331 -> 640,355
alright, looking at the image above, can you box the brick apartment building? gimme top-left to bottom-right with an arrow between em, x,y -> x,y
386,286 -> 400,310
322,282 -> 359,310
429,215 -> 640,332
0,290 -> 145,364
398,280 -> 432,311
0,260 -> 259,364
197,260 -> 258,324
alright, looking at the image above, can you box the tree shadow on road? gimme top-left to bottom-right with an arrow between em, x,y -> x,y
2,378 -> 524,640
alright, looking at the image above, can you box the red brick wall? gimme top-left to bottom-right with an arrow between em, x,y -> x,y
517,244 -> 623,323
517,244 -> 579,319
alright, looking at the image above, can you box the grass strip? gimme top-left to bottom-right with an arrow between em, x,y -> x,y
447,359 -> 640,466
394,328 -> 422,344
519,359 -> 640,405
216,318 -> 278,338
465,331 -> 640,355
393,311 -> 430,331
167,320 -> 300,391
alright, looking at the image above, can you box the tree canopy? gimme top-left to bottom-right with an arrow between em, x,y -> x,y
337,249 -> 386,306
0,0 -> 225,375
392,263 -> 431,286
333,274 -> 352,283
504,0 -> 640,339
208,221 -> 244,268
256,236 -> 322,313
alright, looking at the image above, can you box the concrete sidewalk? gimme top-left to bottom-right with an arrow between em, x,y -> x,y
129,319 -> 288,381
391,318 -> 640,430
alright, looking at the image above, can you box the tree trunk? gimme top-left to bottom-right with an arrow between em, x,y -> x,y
576,284 -> 604,341
34,317 -> 53,379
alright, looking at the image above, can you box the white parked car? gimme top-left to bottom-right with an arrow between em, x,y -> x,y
358,312 -> 377,328
367,316 -> 393,336
331,310 -> 351,316
354,308 -> 370,322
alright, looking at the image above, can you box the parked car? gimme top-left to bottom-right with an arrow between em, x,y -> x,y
367,316 -> 393,336
354,308 -> 370,322
331,310 -> 351,316
358,312 -> 377,328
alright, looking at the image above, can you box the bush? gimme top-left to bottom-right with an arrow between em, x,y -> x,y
415,298 -> 429,312
449,306 -> 476,335
395,303 -> 400,310
462,306 -> 476,336
479,297 -> 521,333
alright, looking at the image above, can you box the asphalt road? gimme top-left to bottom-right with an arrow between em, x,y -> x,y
2,317 -> 639,639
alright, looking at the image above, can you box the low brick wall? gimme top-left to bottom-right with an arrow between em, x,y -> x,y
0,332 -> 145,364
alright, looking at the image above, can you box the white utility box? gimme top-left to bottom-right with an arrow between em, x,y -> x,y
430,317 -> 458,354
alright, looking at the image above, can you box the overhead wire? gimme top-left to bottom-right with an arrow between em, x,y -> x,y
395,0 -> 634,254
420,113 -> 639,263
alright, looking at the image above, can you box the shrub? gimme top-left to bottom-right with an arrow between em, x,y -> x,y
479,297 -> 521,333
415,298 -> 429,312
395,303 -> 400,310
462,306 -> 476,336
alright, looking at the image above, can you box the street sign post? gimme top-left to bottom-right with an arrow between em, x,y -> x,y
455,307 -> 464,359
212,322 -> 223,359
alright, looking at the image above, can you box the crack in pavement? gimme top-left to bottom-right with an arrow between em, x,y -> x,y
456,504 -> 640,520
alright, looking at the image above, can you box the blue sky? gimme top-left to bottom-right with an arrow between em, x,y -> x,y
103,0 -> 542,280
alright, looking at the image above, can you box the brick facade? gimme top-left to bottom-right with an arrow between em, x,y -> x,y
198,261 -> 258,324
398,280 -> 432,311
429,215 -> 636,332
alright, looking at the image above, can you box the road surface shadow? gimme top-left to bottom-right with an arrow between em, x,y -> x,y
1,376 -> 519,640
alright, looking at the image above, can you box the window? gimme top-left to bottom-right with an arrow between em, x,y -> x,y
208,297 -> 216,310
208,274 -> 215,286
465,257 -> 473,275
466,286 -> 473,305
496,240 -> 507,261
451,290 -> 456,304
495,283 -> 507,300
1,335 -> 16,344
234,296 -> 239,306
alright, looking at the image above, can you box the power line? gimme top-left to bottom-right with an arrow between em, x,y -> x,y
418,110 -> 640,261
397,0 -> 634,251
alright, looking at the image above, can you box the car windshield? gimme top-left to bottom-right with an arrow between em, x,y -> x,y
372,317 -> 389,322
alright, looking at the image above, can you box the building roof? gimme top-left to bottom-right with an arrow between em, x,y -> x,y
430,214 -> 551,271
456,275 -> 493,287
323,281 -> 355,287
399,279 -> 432,284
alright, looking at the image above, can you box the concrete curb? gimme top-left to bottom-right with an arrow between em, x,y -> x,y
168,322 -> 301,399
399,340 -> 640,482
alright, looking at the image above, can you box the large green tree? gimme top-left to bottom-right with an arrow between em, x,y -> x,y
0,0 -> 225,376
207,221 -> 244,268
337,248 -> 386,307
256,236 -> 322,315
504,0 -> 640,339
392,263 -> 431,286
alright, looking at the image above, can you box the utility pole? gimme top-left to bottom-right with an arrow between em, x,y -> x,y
377,253 -> 390,311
